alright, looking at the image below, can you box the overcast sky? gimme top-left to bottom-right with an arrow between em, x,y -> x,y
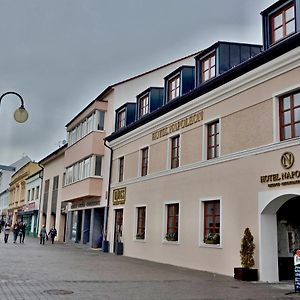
0,0 -> 275,165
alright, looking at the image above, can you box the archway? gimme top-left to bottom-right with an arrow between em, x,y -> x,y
259,189 -> 300,282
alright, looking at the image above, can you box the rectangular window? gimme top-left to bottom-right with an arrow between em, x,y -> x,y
141,147 -> 149,176
166,203 -> 179,241
95,155 -> 102,176
201,52 -> 216,82
271,3 -> 295,44
27,190 -> 30,202
168,74 -> 180,101
203,200 -> 220,245
279,90 -> 300,140
171,135 -> 180,169
117,109 -> 126,129
136,206 -> 146,240
31,188 -> 35,201
118,157 -> 124,182
36,186 -> 40,200
97,111 -> 105,130
139,95 -> 149,118
207,120 -> 220,159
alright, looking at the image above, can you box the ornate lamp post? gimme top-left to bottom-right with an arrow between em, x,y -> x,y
0,92 -> 29,123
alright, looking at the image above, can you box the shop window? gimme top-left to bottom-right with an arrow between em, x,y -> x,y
203,200 -> 220,245
170,135 -> 180,169
165,203 -> 179,242
201,52 -> 216,83
279,90 -> 300,140
271,3 -> 295,44
136,206 -> 146,240
168,74 -> 180,102
207,120 -> 220,159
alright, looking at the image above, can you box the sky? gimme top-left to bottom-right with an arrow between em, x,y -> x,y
0,0 -> 275,165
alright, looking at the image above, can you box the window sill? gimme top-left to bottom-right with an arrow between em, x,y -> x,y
163,240 -> 180,245
134,238 -> 146,243
199,243 -> 222,249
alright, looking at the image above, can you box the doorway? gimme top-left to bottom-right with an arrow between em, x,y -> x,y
114,209 -> 123,252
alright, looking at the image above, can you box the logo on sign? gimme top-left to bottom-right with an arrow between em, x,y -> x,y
281,152 -> 295,169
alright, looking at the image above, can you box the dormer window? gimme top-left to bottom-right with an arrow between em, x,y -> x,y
117,109 -> 126,129
201,52 -> 216,82
271,3 -> 295,44
139,94 -> 149,117
168,74 -> 180,102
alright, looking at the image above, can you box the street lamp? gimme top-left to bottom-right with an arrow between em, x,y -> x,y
0,92 -> 29,123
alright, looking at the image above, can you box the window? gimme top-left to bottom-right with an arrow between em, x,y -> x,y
165,203 -> 179,241
279,90 -> 300,140
36,186 -> 40,200
118,157 -> 124,182
201,52 -> 216,82
168,74 -> 180,101
271,3 -> 295,44
97,111 -> 105,130
141,147 -> 149,176
170,136 -> 180,169
207,120 -> 220,159
117,109 -> 126,129
139,95 -> 149,118
31,188 -> 35,201
136,206 -> 146,240
27,190 -> 30,202
95,155 -> 102,176
203,200 -> 220,245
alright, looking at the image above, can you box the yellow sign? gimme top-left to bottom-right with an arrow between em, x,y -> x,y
281,152 -> 295,169
113,187 -> 126,205
152,111 -> 203,140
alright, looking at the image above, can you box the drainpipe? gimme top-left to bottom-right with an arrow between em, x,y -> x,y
36,165 -> 44,238
103,138 -> 113,252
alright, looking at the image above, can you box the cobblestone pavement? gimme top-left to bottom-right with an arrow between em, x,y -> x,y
0,233 -> 299,299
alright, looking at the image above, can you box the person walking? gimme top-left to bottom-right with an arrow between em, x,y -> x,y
18,222 -> 24,243
12,223 -> 19,243
4,223 -> 11,243
48,226 -> 57,244
21,222 -> 26,243
40,225 -> 47,245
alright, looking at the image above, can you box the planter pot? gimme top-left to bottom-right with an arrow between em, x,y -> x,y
234,267 -> 258,281
115,242 -> 124,255
102,240 -> 110,253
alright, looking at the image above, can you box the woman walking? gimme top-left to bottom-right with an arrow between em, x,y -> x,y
4,223 -> 11,243
39,225 -> 47,245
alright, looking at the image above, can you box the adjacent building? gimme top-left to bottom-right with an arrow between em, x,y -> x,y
105,0 -> 300,282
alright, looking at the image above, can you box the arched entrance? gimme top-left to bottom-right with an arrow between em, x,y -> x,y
259,188 -> 300,282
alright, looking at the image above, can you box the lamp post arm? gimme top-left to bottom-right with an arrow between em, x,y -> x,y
0,92 -> 25,108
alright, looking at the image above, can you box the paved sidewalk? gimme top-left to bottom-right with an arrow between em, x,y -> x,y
0,233 -> 299,299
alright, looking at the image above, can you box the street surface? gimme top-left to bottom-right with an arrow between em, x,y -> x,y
0,233 -> 299,299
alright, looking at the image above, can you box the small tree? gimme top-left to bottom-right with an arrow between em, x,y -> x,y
240,228 -> 255,269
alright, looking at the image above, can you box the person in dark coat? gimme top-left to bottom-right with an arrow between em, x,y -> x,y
13,223 -> 19,243
48,226 -> 57,244
20,222 -> 26,243
4,223 -> 11,243
39,225 -> 47,245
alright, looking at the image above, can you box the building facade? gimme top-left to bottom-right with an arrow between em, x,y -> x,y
39,145 -> 67,242
106,0 -> 300,282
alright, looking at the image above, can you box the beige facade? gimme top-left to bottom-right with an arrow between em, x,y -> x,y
106,17 -> 300,281
8,162 -> 42,225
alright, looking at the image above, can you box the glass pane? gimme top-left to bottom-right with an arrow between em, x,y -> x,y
204,60 -> 209,70
209,124 -> 215,135
283,111 -> 291,124
286,20 -> 295,36
286,6 -> 295,22
284,126 -> 292,139
294,93 -> 300,107
274,14 -> 283,28
274,27 -> 283,41
210,66 -> 215,78
295,123 -> 300,137
295,108 -> 300,122
209,148 -> 215,159
214,202 -> 220,214
204,70 -> 209,81
209,135 -> 215,147
211,55 -> 215,66
283,97 -> 291,109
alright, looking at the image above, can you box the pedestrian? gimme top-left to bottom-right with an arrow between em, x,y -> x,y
18,222 -> 23,243
48,226 -> 57,244
12,223 -> 19,243
40,225 -> 47,245
21,222 -> 26,243
4,223 -> 11,243
0,219 -> 5,233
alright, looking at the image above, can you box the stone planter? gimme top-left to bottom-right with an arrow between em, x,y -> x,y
234,267 -> 258,281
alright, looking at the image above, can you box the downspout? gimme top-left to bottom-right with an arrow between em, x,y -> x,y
103,138 -> 113,251
36,164 -> 44,237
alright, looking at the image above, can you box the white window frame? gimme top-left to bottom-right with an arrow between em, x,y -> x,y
199,197 -> 222,248
168,134 -> 181,170
133,204 -> 147,242
138,145 -> 150,177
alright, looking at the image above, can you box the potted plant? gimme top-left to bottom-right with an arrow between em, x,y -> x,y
165,232 -> 178,241
204,233 -> 220,244
136,231 -> 145,240
234,227 -> 258,281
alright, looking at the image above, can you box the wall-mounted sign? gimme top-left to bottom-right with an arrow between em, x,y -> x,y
294,250 -> 300,293
113,187 -> 126,205
281,152 -> 295,169
152,111 -> 203,141
260,152 -> 299,188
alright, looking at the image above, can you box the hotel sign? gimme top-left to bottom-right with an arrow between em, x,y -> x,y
113,187 -> 126,205
152,111 -> 203,141
260,152 -> 300,188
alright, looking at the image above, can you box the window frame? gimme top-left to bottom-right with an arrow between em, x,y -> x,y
199,198 -> 222,248
140,147 -> 149,177
207,120 -> 220,160
118,156 -> 124,183
164,202 -> 180,243
170,135 -> 180,169
167,73 -> 181,102
279,90 -> 300,140
135,206 -> 146,241
139,94 -> 150,118
201,51 -> 216,83
270,2 -> 295,45
117,109 -> 126,129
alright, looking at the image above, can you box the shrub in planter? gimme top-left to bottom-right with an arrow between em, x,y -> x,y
234,228 -> 258,281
